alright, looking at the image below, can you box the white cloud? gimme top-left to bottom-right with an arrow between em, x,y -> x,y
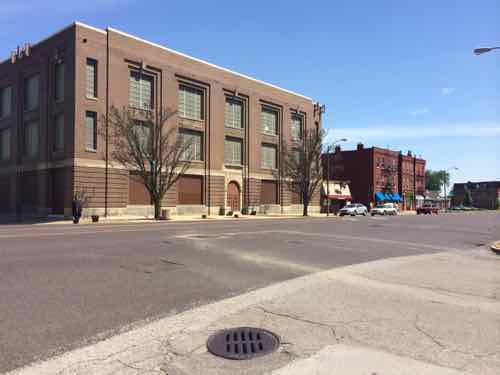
410,108 -> 430,116
326,123 -> 500,144
441,87 -> 455,96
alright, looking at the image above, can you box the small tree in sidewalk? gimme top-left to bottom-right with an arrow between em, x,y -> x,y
105,106 -> 192,219
275,128 -> 324,216
463,187 -> 473,207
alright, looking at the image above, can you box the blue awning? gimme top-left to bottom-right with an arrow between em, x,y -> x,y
375,192 -> 386,201
391,193 -> 402,202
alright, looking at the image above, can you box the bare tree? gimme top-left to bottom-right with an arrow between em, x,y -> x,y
275,128 -> 324,216
105,106 -> 192,219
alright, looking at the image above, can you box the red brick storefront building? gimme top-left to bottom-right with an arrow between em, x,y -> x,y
323,144 -> 425,210
0,22 -> 322,217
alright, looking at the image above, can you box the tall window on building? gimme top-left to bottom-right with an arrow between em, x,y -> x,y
86,58 -> 97,98
225,137 -> 242,165
24,121 -> 39,157
54,114 -> 64,152
291,114 -> 302,140
55,61 -> 65,102
0,86 -> 12,119
261,107 -> 278,135
85,111 -> 97,151
0,128 -> 10,161
179,85 -> 203,120
261,144 -> 277,169
179,129 -> 203,161
24,74 -> 40,111
129,71 -> 153,110
225,98 -> 243,129
133,120 -> 152,155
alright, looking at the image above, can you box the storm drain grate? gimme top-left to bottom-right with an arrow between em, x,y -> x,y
207,327 -> 280,360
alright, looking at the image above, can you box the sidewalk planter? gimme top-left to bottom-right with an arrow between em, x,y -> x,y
160,209 -> 171,220
91,215 -> 99,223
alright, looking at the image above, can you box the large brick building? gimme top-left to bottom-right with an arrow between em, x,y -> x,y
323,143 -> 425,210
0,22 -> 322,218
452,181 -> 500,209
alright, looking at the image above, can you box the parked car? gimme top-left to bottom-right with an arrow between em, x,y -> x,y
450,204 -> 479,211
339,203 -> 368,216
417,204 -> 439,215
371,203 -> 398,216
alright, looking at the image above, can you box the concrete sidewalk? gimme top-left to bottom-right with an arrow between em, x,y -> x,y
5,249 -> 500,375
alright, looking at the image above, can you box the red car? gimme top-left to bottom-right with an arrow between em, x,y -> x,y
417,204 -> 439,215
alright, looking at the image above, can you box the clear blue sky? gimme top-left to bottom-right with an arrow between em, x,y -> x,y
1,0 -> 498,186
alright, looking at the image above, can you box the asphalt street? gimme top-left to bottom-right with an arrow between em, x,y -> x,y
0,211 -> 498,373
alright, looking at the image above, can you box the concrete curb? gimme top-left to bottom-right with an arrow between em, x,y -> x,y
491,241 -> 500,254
33,214 -> 341,226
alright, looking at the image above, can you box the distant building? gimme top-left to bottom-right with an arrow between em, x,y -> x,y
322,143 -> 425,210
452,181 -> 500,209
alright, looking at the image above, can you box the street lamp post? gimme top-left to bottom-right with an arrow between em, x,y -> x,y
443,167 -> 458,212
474,47 -> 500,55
325,138 -> 348,216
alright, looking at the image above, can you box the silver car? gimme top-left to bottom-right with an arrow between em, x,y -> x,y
339,203 -> 368,216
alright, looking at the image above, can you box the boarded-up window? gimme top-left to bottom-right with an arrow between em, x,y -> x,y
55,62 -> 65,102
225,137 -> 242,165
225,98 -> 243,128
178,175 -> 203,204
291,184 -> 302,204
0,128 -> 10,160
261,107 -> 278,135
54,114 -> 64,151
261,180 -> 278,204
179,85 -> 203,120
261,144 -> 277,169
24,74 -> 40,111
0,86 -> 12,118
85,111 -> 97,150
129,71 -> 153,110
179,129 -> 203,161
24,121 -> 39,157
86,58 -> 97,98
129,172 -> 150,205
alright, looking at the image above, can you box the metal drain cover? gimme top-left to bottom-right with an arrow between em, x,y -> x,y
207,327 -> 280,360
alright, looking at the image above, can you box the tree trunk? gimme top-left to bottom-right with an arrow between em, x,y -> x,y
303,202 -> 309,216
153,198 -> 161,220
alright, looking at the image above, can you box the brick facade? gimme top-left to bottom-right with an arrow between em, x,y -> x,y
452,181 -> 500,209
323,144 -> 426,210
0,22 -> 321,217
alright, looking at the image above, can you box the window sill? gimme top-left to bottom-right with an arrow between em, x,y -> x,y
85,148 -> 97,153
86,96 -> 98,101
225,126 -> 244,130
262,132 -> 278,137
225,163 -> 243,169
129,105 -> 153,112
181,159 -> 204,164
179,115 -> 204,123
261,167 -> 278,172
